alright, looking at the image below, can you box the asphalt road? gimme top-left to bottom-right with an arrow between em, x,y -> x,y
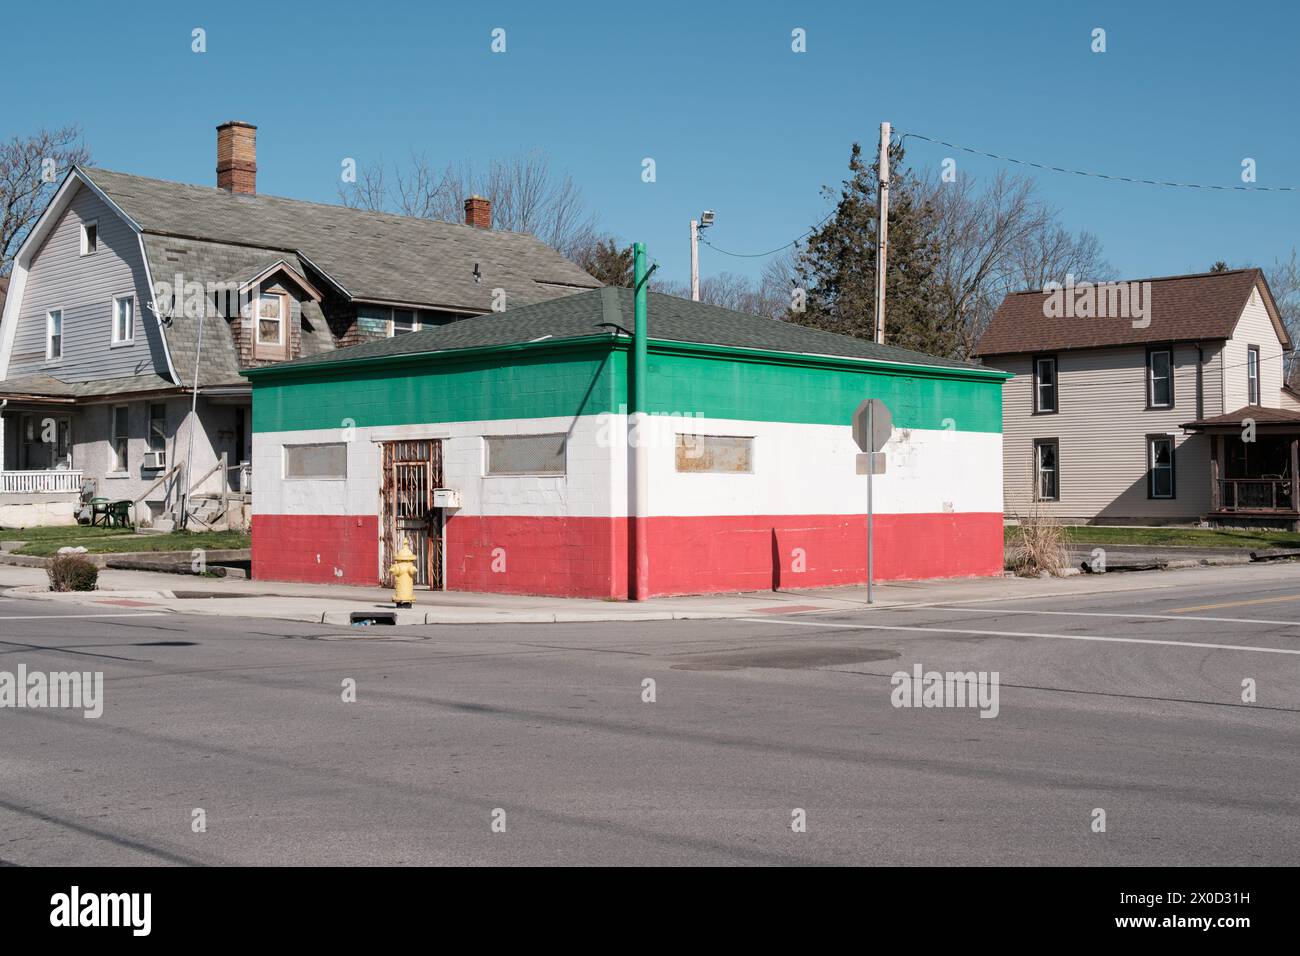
2,565 -> 1299,866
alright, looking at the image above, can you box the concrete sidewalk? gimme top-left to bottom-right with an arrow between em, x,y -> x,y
2,559 -> 1290,626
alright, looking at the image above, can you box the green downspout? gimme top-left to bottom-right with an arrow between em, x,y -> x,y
632,243 -> 649,600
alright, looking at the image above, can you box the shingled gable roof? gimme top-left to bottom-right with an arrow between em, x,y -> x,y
80,166 -> 600,312
245,286 -> 1001,377
973,268 -> 1288,358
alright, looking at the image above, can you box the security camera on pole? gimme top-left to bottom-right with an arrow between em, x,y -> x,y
690,210 -> 714,301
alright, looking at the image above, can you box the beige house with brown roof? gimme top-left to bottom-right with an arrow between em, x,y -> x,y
976,268 -> 1300,529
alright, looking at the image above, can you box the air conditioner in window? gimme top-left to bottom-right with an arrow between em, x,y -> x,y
144,450 -> 166,470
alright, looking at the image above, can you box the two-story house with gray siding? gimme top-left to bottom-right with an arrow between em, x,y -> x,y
0,121 -> 599,527
976,268 -> 1300,530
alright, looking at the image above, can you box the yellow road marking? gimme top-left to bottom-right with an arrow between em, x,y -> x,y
1168,595 -> 1300,613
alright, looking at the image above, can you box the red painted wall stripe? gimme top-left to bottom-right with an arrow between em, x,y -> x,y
251,514 -> 379,586
642,512 -> 1003,597
446,514 -> 629,599
251,512 -> 1000,597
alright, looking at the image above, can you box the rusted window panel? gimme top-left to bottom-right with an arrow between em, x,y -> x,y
283,442 -> 347,479
675,434 -> 753,473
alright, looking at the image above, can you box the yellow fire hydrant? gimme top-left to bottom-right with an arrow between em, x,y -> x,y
389,536 -> 417,608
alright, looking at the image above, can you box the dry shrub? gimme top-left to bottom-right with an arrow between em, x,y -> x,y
1006,512 -> 1069,576
1006,466 -> 1069,576
47,554 -> 99,592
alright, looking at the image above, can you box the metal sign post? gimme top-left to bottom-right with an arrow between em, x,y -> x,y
867,402 -> 874,604
852,399 -> 893,604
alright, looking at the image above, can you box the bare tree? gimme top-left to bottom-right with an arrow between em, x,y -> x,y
1266,248 -> 1300,380
340,149 -> 598,259
1,126 -> 91,275
918,170 -> 1112,357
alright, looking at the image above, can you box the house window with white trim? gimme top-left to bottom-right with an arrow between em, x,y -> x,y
392,309 -> 417,335
1148,435 -> 1175,499
80,220 -> 97,256
148,404 -> 167,453
112,295 -> 134,344
1147,348 -> 1173,408
1034,438 -> 1059,501
257,293 -> 284,345
1033,356 -> 1057,413
1247,346 -> 1260,405
110,405 -> 129,473
46,310 -> 63,361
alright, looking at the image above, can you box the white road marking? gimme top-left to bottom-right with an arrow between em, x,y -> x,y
737,618 -> 1300,656
0,613 -> 169,621
922,605 -> 1300,628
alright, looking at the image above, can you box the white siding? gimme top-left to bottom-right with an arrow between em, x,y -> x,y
8,184 -> 169,382
1223,286 -> 1285,411
995,345 -> 1211,522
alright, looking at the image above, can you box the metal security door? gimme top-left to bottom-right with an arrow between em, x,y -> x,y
380,440 -> 443,588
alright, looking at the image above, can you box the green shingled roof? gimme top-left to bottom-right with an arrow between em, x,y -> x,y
245,287 -> 996,376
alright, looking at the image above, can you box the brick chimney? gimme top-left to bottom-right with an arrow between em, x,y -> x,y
216,121 -> 257,194
464,195 -> 492,229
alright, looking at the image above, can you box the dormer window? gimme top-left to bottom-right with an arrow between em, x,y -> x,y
254,291 -> 289,360
80,220 -> 98,256
392,309 -> 416,335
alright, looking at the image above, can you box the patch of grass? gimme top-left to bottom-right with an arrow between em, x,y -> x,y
1003,525 -> 1300,550
2,525 -> 135,542
16,530 -> 249,557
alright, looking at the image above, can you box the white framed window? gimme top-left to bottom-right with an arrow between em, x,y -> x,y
1034,438 -> 1059,501
256,293 -> 285,345
46,310 -> 63,361
391,309 -> 417,335
1148,435 -> 1175,499
283,442 -> 347,480
80,220 -> 98,256
110,405 -> 129,473
1033,356 -> 1057,413
112,295 -> 134,344
1247,346 -> 1260,405
675,434 -> 755,473
1147,348 -> 1173,408
148,403 -> 167,453
484,434 -> 566,476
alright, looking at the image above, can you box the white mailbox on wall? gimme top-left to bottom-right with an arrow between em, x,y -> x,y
432,488 -> 462,509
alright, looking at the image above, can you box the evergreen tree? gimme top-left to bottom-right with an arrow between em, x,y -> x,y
791,142 -> 959,356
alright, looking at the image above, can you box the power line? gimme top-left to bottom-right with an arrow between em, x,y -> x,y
698,205 -> 835,259
701,127 -> 1299,260
899,131 -> 1299,192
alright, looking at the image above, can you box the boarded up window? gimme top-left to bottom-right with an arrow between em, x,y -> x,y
284,442 -> 347,479
485,434 -> 566,476
676,434 -> 753,473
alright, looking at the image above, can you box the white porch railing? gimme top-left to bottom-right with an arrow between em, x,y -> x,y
0,470 -> 84,494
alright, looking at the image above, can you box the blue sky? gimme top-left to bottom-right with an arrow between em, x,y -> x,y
9,0 -> 1299,286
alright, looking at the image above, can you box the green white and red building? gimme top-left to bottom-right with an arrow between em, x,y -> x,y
245,288 -> 1008,598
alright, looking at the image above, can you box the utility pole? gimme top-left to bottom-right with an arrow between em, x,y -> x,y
179,306 -> 207,531
874,121 -> 890,345
689,210 -> 714,301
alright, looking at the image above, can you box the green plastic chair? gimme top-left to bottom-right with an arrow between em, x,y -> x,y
90,497 -> 111,527
108,500 -> 133,528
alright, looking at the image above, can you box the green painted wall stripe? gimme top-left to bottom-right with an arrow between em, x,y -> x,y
639,349 -> 1003,432
253,347 -> 617,433
253,340 -> 1002,434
